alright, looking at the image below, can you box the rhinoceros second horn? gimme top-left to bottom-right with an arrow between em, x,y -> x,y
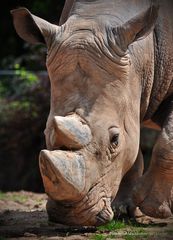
51,115 -> 92,149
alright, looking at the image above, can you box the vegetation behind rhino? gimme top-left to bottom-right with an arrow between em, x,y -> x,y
11,0 -> 173,226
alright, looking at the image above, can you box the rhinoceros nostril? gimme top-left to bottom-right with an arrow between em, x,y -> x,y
96,210 -> 111,226
96,212 -> 107,225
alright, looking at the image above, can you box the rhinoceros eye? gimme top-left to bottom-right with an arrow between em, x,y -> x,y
109,127 -> 119,147
111,134 -> 119,146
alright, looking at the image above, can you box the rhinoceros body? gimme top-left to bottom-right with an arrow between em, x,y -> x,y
11,0 -> 173,226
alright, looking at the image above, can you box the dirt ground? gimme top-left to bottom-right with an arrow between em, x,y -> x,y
0,191 -> 173,240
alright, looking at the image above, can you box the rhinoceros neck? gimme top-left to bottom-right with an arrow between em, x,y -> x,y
69,0 -> 151,23
143,2 -> 173,123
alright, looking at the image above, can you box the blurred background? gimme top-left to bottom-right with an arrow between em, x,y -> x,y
0,0 -> 158,193
0,0 -> 65,192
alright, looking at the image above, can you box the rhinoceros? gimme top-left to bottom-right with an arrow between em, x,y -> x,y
11,0 -> 173,226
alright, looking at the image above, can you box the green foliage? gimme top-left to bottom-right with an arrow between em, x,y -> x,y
0,64 -> 38,99
0,64 -> 41,125
1,99 -> 32,125
14,63 -> 38,85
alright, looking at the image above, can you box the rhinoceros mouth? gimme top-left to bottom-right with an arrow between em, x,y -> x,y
46,179 -> 114,226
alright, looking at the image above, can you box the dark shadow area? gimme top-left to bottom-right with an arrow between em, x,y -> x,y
0,210 -> 96,238
140,128 -> 159,172
0,1 -> 65,69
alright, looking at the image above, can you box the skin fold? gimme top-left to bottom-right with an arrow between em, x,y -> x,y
11,0 -> 173,226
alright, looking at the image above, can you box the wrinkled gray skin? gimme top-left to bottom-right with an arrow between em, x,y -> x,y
11,0 -> 173,226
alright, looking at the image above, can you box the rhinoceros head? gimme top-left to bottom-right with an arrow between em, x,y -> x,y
11,4 -> 158,225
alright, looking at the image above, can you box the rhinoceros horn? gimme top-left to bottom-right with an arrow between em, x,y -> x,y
50,115 -> 92,149
39,150 -> 86,201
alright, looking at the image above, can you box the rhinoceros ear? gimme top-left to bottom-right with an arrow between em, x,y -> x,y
11,8 -> 58,45
115,5 -> 159,51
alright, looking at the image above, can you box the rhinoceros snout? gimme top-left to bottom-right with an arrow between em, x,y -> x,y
47,114 -> 92,150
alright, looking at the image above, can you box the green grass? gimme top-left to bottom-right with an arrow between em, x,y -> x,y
91,219 -> 149,240
0,192 -> 7,201
0,191 -> 28,203
124,228 -> 148,238
9,194 -> 28,203
124,235 -> 141,240
124,235 -> 137,240
91,234 -> 107,240
164,229 -> 173,235
97,220 -> 126,232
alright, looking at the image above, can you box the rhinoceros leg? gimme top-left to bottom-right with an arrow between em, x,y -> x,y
112,149 -> 144,217
133,110 -> 173,218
